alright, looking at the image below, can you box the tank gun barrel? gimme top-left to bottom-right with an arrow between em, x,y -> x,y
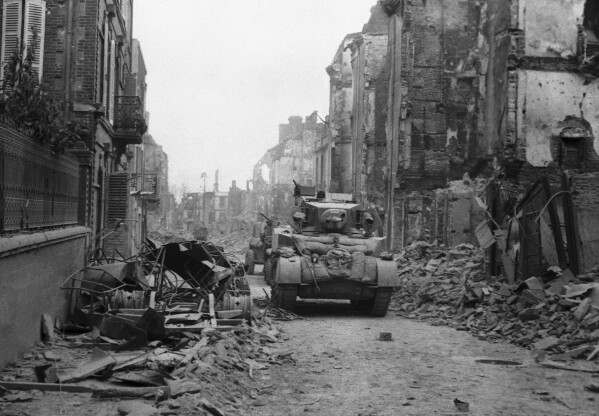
259,212 -> 275,224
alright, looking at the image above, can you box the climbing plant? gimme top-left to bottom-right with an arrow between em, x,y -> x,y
0,30 -> 81,153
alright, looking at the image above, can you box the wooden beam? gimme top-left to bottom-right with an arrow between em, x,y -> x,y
561,173 -> 581,274
541,175 -> 567,268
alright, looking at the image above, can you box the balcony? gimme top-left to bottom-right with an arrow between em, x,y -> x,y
113,96 -> 147,145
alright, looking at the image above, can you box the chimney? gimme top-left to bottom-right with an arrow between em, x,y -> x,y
306,111 -> 318,126
214,170 -> 219,192
288,116 -> 304,137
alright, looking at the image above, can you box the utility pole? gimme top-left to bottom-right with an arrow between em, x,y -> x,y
201,172 -> 207,225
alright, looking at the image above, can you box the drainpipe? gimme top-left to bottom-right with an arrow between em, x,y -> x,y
64,0 -> 74,120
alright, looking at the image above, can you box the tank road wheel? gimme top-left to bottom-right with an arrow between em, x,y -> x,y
369,288 -> 393,317
272,283 -> 298,312
245,250 -> 255,275
263,257 -> 273,284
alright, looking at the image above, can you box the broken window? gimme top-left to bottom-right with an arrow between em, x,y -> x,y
558,137 -> 583,169
555,117 -> 594,170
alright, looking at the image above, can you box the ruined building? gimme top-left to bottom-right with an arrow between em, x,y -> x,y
481,0 -> 599,277
315,0 -> 599,283
254,113 -> 325,221
143,133 -> 171,231
180,171 -> 229,234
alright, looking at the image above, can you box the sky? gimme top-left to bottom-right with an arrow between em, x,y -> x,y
132,0 -> 375,195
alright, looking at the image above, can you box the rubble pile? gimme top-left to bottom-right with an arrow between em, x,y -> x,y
391,242 -> 485,320
391,242 -> 599,361
147,228 -> 189,245
0,238 -> 287,413
210,227 -> 253,261
0,316 -> 289,415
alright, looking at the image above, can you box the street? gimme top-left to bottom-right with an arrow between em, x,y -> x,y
246,268 -> 599,416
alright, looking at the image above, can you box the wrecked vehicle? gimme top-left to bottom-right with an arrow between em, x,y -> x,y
61,238 -> 252,340
270,182 -> 400,316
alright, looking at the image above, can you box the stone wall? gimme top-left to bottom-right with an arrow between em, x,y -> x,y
0,227 -> 89,369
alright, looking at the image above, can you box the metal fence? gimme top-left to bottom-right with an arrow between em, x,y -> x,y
0,122 -> 79,233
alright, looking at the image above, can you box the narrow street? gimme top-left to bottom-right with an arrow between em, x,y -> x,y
246,269 -> 599,416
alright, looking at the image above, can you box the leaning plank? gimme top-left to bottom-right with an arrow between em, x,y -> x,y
209,293 -> 217,327
538,359 -> 599,373
0,382 -> 91,393
58,348 -> 116,383
113,351 -> 152,372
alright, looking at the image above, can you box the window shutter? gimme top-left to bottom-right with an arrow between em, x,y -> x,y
1,0 -> 23,84
108,39 -> 116,124
104,172 -> 130,257
24,0 -> 46,82
102,20 -> 108,107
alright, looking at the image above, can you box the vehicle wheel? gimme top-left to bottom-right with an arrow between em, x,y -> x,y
263,257 -> 272,284
272,282 -> 298,312
245,250 -> 255,275
223,291 -> 253,322
369,287 -> 393,317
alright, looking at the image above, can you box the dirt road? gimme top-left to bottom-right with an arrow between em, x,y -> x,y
247,271 -> 599,416
1,271 -> 596,416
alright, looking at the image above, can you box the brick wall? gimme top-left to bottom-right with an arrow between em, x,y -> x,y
43,0 -> 99,105
570,172 -> 599,271
0,227 -> 89,369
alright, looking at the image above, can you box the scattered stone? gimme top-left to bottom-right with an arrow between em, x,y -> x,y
518,308 -> 540,322
379,332 -> 392,341
585,383 -> 599,393
533,336 -> 561,351
117,401 -> 159,416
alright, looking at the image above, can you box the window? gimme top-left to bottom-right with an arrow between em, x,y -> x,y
1,0 -> 46,82
559,138 -> 583,169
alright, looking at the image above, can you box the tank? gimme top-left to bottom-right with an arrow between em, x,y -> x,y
270,182 -> 399,317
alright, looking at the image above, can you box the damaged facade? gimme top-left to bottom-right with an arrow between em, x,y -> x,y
382,0 -> 490,249
349,3 -> 389,210
483,0 -> 599,278
322,33 -> 360,194
317,0 -> 599,276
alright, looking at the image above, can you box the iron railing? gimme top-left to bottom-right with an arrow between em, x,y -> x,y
0,123 -> 79,233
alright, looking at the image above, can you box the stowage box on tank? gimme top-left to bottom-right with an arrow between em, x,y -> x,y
270,182 -> 399,317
